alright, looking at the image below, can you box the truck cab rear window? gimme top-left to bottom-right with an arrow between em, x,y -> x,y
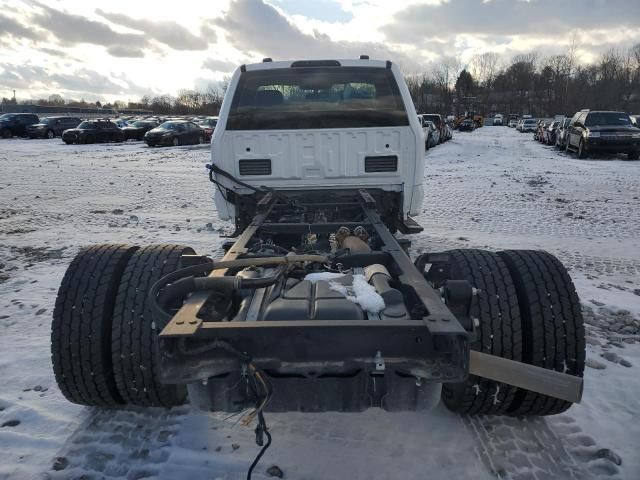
227,67 -> 409,130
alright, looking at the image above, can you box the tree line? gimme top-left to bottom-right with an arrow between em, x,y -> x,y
2,84 -> 227,116
5,45 -> 640,117
406,44 -> 640,117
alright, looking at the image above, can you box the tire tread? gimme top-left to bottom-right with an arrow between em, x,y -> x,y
499,250 -> 585,416
437,249 -> 523,415
111,244 -> 193,407
51,244 -> 137,406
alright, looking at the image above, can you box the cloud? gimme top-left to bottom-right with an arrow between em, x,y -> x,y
272,0 -> 353,23
107,45 -> 146,58
29,3 -> 145,48
202,58 -> 236,73
200,23 -> 218,41
40,47 -> 70,58
0,12 -> 39,41
215,0 -> 422,69
0,65 -> 31,90
381,1 -> 640,65
49,68 -> 128,95
385,0 -> 640,42
96,9 -> 209,51
0,62 -> 151,99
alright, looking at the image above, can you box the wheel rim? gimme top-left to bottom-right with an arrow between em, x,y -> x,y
199,136 -> 204,144
47,130 -> 54,139
173,137 -> 179,146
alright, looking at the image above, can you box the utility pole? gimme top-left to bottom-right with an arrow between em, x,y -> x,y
13,89 -> 16,103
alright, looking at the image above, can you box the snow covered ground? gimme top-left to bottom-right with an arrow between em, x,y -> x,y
0,128 -> 638,479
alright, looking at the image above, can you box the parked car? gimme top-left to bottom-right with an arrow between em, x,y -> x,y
534,119 -> 551,141
441,122 -> 453,141
26,116 -> 81,139
508,119 -> 518,128
197,117 -> 218,142
543,119 -> 553,140
458,119 -> 475,131
0,113 -> 40,138
62,120 -> 125,144
112,118 -> 129,129
121,121 -> 158,141
425,120 -> 440,147
555,118 -> 572,150
493,114 -> 504,126
543,121 -> 560,145
520,118 -> 538,133
417,115 -> 428,148
422,114 -> 444,143
566,110 -> 640,159
144,121 -> 205,147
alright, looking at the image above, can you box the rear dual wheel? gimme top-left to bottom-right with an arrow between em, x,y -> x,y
111,244 -> 194,407
427,250 -> 522,415
499,250 -> 585,416
52,243 -> 195,407
52,245 -> 137,406
424,249 -> 585,416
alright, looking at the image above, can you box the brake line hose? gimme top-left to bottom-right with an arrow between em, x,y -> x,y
148,254 -> 328,321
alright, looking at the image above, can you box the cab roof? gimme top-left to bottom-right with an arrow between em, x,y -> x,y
241,58 -> 391,72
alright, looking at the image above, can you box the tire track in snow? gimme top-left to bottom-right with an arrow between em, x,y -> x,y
463,413 -> 622,479
44,407 -> 188,479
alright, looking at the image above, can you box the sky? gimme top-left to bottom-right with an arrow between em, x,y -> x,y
1,0 -> 639,103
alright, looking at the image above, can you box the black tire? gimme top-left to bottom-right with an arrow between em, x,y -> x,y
577,139 -> 587,159
628,151 -> 639,160
46,129 -> 55,139
52,244 -> 138,406
498,250 -> 585,416
426,250 -> 522,415
111,244 -> 195,407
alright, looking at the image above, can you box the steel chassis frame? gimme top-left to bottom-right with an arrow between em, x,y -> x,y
157,189 -> 470,410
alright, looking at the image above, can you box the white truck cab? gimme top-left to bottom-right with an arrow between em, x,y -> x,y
210,58 -> 424,232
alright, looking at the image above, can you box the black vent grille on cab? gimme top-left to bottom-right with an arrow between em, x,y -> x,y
239,159 -> 271,175
365,155 -> 398,173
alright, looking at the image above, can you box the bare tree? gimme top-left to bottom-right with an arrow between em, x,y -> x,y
432,56 -> 462,114
470,52 -> 499,88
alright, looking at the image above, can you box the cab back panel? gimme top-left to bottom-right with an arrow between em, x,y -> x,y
220,127 -> 412,186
